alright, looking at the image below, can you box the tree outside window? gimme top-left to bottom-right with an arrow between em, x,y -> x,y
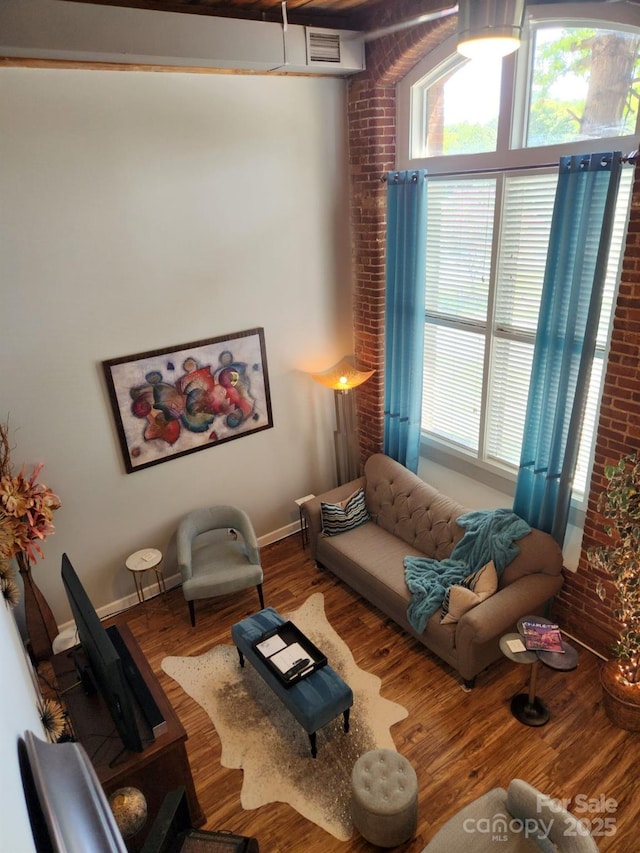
399,9 -> 639,501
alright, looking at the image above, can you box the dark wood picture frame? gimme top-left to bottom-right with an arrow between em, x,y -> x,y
102,327 -> 273,473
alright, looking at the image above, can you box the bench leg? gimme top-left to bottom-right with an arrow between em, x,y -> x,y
307,709 -> 350,758
236,647 -> 245,667
308,732 -> 317,759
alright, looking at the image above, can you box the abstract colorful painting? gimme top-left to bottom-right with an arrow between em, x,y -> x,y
102,328 -> 273,473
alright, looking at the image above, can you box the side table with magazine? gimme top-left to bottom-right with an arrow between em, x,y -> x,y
500,616 -> 578,727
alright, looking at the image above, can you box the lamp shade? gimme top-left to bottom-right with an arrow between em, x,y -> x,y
310,358 -> 374,392
457,0 -> 525,60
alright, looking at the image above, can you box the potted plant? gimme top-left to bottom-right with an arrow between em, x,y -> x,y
588,452 -> 640,730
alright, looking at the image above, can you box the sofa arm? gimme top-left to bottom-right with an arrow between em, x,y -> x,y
302,477 -> 366,561
456,572 -> 564,647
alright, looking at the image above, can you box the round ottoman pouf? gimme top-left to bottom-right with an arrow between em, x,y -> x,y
351,748 -> 418,847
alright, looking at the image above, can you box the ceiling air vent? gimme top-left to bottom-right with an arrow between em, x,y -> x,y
306,29 -> 341,64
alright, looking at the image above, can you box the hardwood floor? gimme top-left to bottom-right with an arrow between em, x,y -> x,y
109,535 -> 637,852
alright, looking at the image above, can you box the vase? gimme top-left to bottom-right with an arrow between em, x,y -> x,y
600,659 -> 640,732
16,551 -> 58,663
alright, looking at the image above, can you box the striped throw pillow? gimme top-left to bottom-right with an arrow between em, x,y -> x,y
440,560 -> 498,624
321,487 -> 370,536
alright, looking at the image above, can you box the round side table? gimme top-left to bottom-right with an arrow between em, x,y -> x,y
517,614 -> 579,672
538,641 -> 579,671
500,632 -> 550,727
126,548 -> 165,604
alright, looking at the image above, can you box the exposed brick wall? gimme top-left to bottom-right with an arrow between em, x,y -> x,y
348,14 -> 456,465
347,11 -> 640,655
554,160 -> 640,656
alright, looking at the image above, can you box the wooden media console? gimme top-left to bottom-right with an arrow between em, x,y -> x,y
52,624 -> 204,851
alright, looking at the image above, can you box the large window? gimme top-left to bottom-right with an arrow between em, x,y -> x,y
398,4 -> 639,500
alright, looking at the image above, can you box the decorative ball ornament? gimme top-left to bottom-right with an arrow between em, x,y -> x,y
108,787 -> 148,838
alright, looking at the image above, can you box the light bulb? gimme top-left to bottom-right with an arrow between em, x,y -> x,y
457,34 -> 520,59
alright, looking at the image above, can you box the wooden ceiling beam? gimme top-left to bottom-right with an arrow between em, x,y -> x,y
63,0 -> 379,31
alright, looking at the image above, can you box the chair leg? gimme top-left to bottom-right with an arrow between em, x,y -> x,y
188,600 -> 196,627
257,584 -> 264,609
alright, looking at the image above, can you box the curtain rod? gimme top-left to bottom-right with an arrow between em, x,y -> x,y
381,149 -> 637,181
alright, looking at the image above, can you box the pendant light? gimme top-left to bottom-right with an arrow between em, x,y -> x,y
457,0 -> 526,60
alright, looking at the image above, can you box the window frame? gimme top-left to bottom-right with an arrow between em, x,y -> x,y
396,2 -> 639,513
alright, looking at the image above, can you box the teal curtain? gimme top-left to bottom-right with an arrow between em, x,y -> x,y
513,152 -> 623,546
383,170 -> 428,473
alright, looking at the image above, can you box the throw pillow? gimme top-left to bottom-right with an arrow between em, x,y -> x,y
321,487 -> 370,536
440,560 -> 498,624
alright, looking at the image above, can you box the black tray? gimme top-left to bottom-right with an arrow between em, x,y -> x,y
252,621 -> 327,687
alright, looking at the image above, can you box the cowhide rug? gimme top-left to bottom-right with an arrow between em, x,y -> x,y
161,592 -> 408,839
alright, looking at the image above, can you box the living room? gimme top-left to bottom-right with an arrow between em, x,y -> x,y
1,0 -> 639,851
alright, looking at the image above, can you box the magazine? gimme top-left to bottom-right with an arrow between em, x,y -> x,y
521,620 -> 565,653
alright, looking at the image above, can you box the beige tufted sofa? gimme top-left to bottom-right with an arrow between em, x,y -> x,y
303,454 -> 564,686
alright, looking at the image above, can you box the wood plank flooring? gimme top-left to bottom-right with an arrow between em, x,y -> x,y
111,534 -> 638,852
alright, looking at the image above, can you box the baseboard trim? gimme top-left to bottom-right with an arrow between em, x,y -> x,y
53,520 -> 302,646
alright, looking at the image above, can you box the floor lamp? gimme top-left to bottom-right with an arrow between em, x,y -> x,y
310,358 -> 374,486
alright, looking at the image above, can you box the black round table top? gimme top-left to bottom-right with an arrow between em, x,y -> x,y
499,632 -> 538,664
537,640 -> 579,671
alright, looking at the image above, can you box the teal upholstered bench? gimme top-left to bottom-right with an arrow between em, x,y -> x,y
231,607 -> 353,758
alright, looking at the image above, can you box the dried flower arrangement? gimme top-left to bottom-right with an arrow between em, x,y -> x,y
37,696 -> 67,743
0,421 -> 61,610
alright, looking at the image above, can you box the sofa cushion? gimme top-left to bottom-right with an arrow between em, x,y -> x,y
321,487 -> 370,536
363,454 -> 467,559
316,523 -> 460,663
441,561 -> 498,624
317,521 -> 421,610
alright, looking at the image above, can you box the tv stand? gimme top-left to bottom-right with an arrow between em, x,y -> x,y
52,624 -> 204,851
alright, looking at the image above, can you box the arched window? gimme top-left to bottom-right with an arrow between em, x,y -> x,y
397,3 -> 639,501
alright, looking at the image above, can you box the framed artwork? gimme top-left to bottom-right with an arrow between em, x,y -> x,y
102,327 -> 273,473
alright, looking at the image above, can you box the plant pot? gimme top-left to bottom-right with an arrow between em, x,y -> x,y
600,659 -> 640,731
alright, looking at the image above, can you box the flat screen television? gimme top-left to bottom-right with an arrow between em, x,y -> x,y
61,553 -> 145,754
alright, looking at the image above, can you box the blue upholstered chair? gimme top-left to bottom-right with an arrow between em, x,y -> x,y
176,506 -> 264,627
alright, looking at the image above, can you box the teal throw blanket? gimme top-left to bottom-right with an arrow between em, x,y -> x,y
404,509 -> 531,633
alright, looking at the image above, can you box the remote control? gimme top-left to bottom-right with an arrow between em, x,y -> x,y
284,658 -> 311,680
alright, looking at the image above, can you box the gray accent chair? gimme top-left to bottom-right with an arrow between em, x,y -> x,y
422,779 -> 599,852
176,506 -> 264,627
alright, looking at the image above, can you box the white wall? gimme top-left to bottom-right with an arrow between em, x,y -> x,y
0,66 -> 353,621
0,602 -> 45,853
